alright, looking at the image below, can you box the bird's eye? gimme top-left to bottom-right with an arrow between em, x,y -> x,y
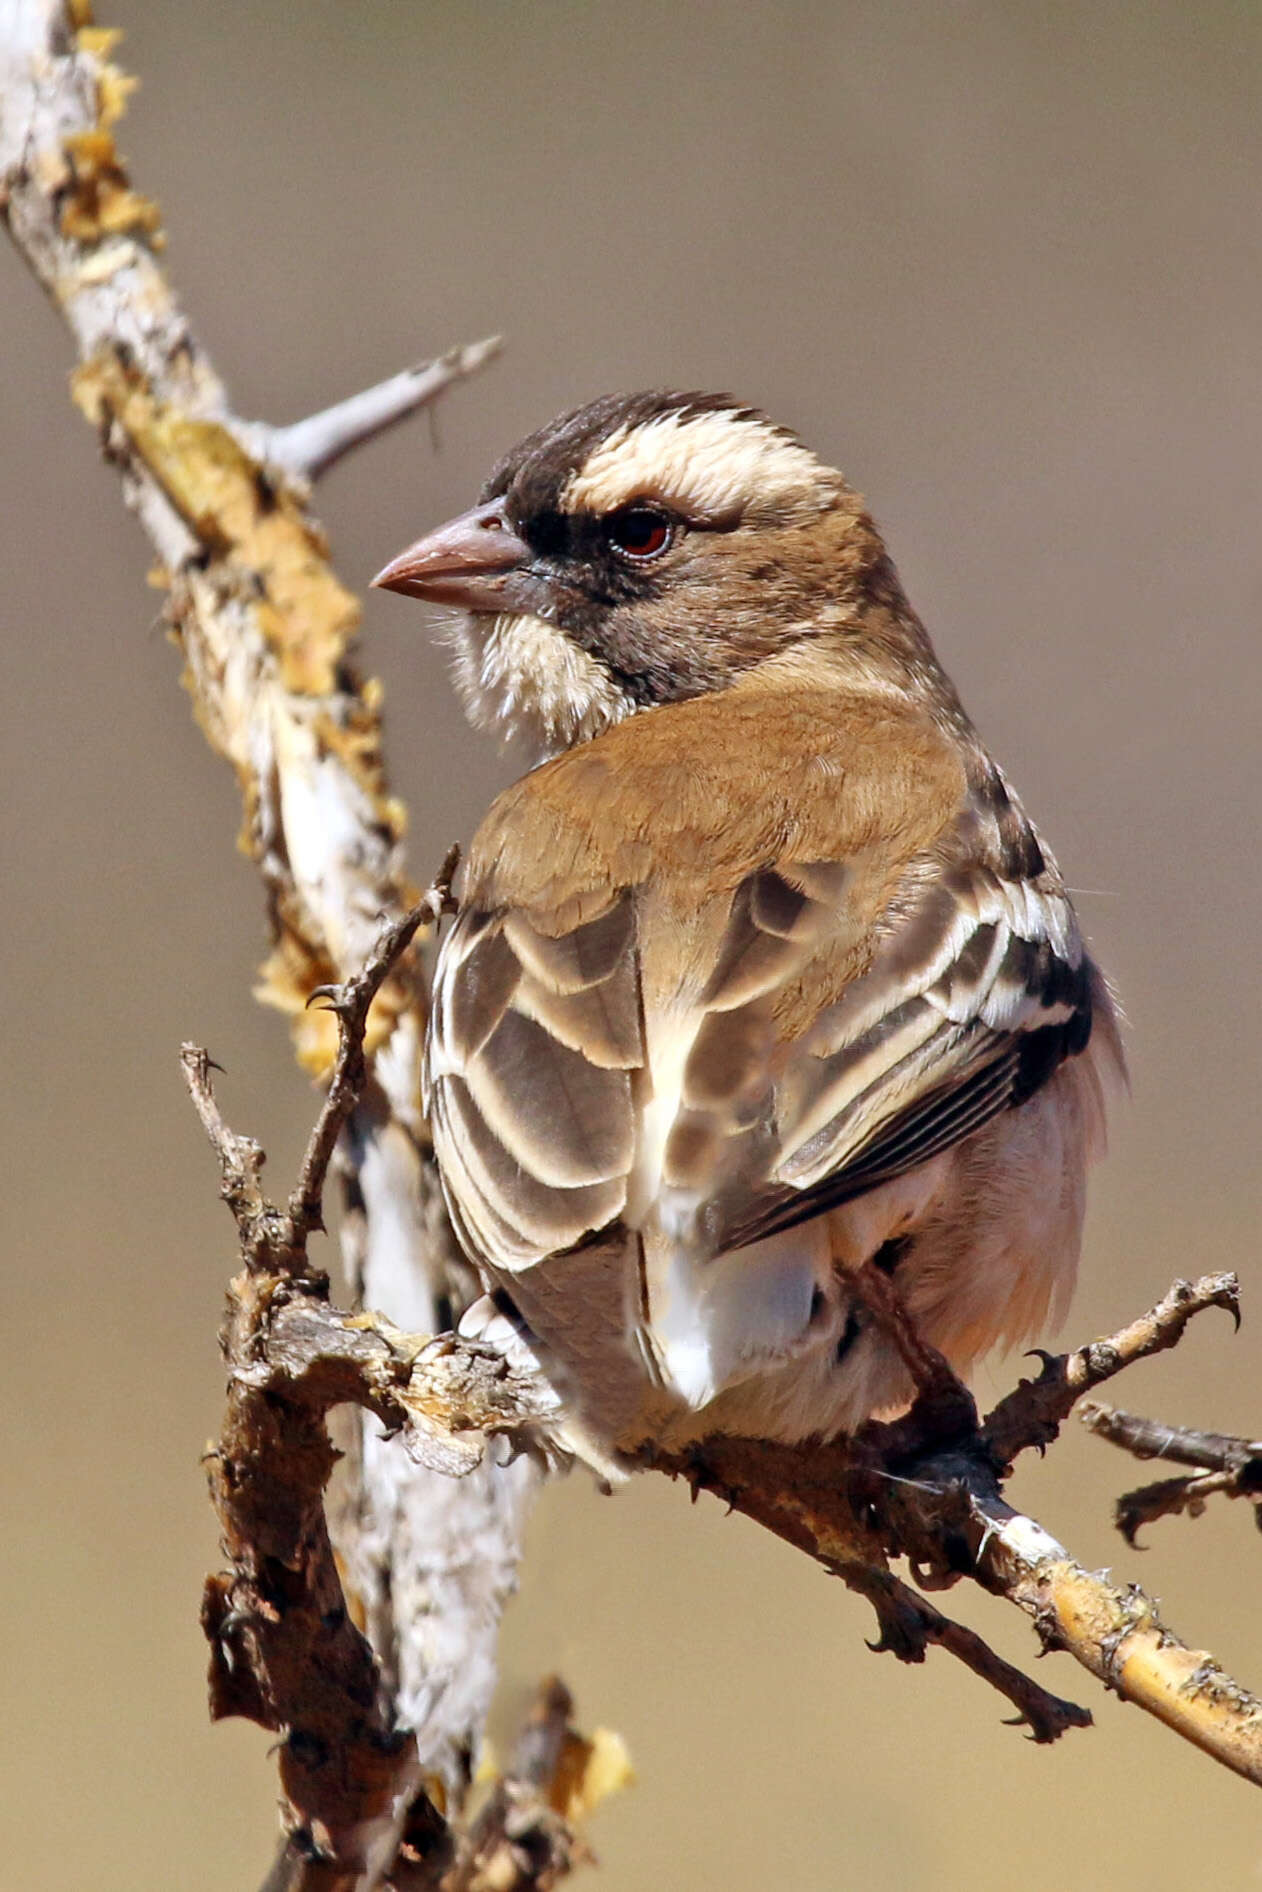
605,504 -> 673,560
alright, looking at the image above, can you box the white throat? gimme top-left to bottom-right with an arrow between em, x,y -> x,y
444,610 -> 639,761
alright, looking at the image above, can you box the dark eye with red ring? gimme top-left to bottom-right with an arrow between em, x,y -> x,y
605,504 -> 674,560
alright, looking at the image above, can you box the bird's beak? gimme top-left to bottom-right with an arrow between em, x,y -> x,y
370,497 -> 533,613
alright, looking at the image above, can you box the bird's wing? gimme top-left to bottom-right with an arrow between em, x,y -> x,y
427,886 -> 642,1269
426,679 -> 1100,1275
689,853 -> 1096,1254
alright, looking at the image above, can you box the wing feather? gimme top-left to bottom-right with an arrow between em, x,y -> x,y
428,887 -> 641,1268
715,846 -> 1096,1250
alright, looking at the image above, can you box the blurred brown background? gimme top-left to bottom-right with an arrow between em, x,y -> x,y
4,3 -> 1261,1887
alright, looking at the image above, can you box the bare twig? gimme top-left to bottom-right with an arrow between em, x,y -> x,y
262,339 -> 503,483
1081,1402 -> 1262,1543
181,1046 -> 269,1239
1080,1405 -> 1262,1473
982,1273 -> 1241,1469
840,1564 -> 1092,1743
290,851 -> 460,1242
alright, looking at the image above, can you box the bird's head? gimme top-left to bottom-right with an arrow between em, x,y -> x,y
372,390 -> 891,757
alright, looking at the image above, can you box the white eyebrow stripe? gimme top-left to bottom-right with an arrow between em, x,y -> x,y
561,409 -> 827,519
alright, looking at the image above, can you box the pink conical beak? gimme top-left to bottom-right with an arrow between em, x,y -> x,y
371,497 -> 532,612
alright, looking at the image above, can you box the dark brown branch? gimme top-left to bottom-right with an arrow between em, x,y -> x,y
187,895 -> 445,1886
1081,1402 -> 1262,1543
841,1564 -> 1091,1742
982,1272 -> 1241,1469
438,1679 -> 609,1892
181,1047 -> 270,1243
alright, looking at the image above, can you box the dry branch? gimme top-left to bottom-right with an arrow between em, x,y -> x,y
262,339 -> 504,484
981,1272 -> 1241,1469
1081,1402 -> 1262,1543
185,893 -> 613,1890
648,1271 -> 1262,1785
0,4 -> 540,1881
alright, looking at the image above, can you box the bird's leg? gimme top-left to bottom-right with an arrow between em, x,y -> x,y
852,1260 -> 978,1454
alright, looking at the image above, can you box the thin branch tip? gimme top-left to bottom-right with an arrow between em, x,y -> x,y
288,845 -> 462,1241
982,1270 -> 1243,1470
437,332 -> 504,374
264,336 -> 504,482
1082,1399 -> 1262,1543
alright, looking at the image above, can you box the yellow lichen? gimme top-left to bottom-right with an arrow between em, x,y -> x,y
97,63 -> 140,132
71,351 -> 361,697
77,21 -> 140,133
547,1727 -> 634,1823
60,125 -> 162,246
76,25 -> 123,60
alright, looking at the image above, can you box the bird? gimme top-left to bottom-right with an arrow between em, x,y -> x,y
372,389 -> 1123,1468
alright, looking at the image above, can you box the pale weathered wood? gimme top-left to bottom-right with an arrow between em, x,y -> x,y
0,4 -> 536,1878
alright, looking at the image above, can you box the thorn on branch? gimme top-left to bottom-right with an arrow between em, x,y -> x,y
262,337 -> 503,483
